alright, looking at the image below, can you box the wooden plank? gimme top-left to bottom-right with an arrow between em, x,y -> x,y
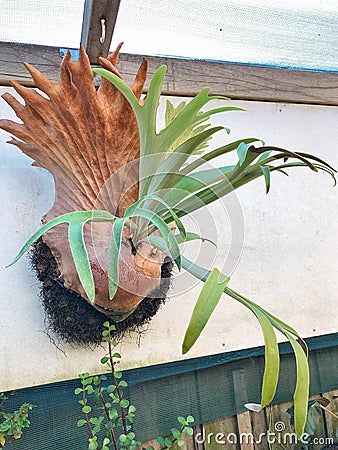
266,401 -> 299,450
193,424 -> 206,450
0,42 -> 62,85
139,425 -> 199,450
232,368 -> 254,450
322,390 -> 338,439
203,416 -> 239,449
80,0 -> 121,64
266,397 -> 327,450
249,409 -> 269,450
1,42 -> 338,106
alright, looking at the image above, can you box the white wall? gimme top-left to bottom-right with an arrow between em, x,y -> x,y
0,87 -> 337,391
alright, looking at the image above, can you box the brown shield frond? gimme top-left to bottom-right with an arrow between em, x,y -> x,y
0,45 -> 168,325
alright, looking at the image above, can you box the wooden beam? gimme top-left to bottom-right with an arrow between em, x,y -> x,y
1,41 -> 338,106
0,42 -> 62,85
80,0 -> 121,64
117,53 -> 338,106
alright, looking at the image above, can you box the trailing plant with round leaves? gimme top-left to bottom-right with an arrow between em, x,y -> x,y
0,392 -> 35,448
75,321 -> 194,450
7,61 -> 336,438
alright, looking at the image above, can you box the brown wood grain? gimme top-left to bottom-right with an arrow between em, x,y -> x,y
203,416 -> 240,450
1,42 -> 338,105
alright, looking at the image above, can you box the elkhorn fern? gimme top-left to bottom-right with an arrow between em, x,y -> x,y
1,45 -> 335,437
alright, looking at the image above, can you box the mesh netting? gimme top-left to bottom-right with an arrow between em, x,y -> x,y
3,337 -> 338,448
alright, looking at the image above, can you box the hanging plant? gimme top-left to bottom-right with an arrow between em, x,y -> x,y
0,45 -> 335,437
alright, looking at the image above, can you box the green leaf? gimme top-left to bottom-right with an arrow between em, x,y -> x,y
68,222 -> 95,302
164,437 -> 173,447
183,426 -> 194,436
6,210 -> 109,267
157,436 -> 165,446
174,231 -> 216,247
128,405 -> 136,413
285,331 -> 310,438
119,434 -> 127,443
256,150 -> 272,164
182,138 -> 261,175
177,416 -> 186,425
74,388 -> 82,395
82,405 -> 91,414
147,126 -> 224,195
125,194 -> 186,241
182,256 -> 309,434
93,68 -> 141,113
161,164 -> 236,209
108,217 -> 125,300
182,268 -> 229,354
260,165 -> 271,194
172,429 -> 181,439
129,208 -> 182,269
165,99 -> 213,154
7,210 -> 115,303
252,308 -> 280,409
77,419 -> 86,427
237,142 -> 249,165
120,399 -> 129,408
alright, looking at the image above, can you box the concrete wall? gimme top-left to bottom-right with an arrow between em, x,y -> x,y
0,87 -> 337,391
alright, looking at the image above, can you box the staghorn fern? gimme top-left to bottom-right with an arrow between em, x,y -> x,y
6,60 -> 336,438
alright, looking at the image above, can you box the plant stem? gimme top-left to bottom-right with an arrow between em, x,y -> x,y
319,404 -> 338,421
108,339 -> 128,435
0,392 -> 13,409
159,425 -> 186,450
98,382 -> 119,450
82,389 -> 94,439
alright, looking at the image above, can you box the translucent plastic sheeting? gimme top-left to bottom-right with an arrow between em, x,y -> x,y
112,0 -> 338,72
0,0 -> 85,48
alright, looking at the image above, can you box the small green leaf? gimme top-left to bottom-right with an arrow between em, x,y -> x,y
100,356 -> 109,364
120,399 -> 129,408
237,142 -> 249,165
82,405 -> 91,414
68,222 -> 95,301
165,437 -> 173,447
172,429 -> 181,439
182,268 -> 229,354
109,408 -> 118,420
74,388 -> 82,395
260,165 -> 271,194
183,426 -> 194,436
77,419 -> 86,427
119,434 -> 127,443
157,437 -> 165,446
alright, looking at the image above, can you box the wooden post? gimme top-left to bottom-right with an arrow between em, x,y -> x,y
80,0 -> 121,64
